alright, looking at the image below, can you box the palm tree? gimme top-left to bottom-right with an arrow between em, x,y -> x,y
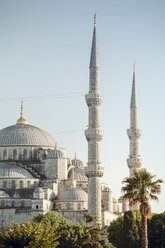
121,168 -> 163,248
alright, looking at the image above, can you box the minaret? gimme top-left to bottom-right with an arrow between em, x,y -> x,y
85,15 -> 104,223
127,65 -> 142,177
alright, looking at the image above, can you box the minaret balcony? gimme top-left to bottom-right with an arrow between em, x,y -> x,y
85,93 -> 103,106
85,128 -> 103,141
127,157 -> 142,169
85,165 -> 104,178
127,128 -> 142,139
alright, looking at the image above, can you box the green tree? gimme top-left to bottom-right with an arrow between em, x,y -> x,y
0,221 -> 59,248
33,211 -> 109,248
107,210 -> 141,248
0,212 -> 111,248
122,169 -> 163,248
148,212 -> 165,248
121,210 -> 141,248
107,215 -> 124,248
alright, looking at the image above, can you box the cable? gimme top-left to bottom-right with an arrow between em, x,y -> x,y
0,92 -> 85,103
53,129 -> 85,135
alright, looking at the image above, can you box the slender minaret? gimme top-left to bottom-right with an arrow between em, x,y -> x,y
85,15 -> 104,223
127,65 -> 142,177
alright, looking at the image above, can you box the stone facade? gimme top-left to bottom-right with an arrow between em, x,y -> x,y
85,15 -> 104,224
0,18 -> 128,228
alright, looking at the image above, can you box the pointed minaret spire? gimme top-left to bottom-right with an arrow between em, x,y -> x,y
130,64 -> 138,109
16,99 -> 27,125
127,65 -> 142,177
94,13 -> 96,25
89,14 -> 99,68
85,17 -> 104,224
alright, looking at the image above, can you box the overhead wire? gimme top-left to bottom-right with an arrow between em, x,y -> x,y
0,92 -> 85,103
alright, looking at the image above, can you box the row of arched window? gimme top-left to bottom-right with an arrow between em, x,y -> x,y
1,149 -> 38,160
2,180 -> 37,189
58,203 -> 82,210
0,200 -> 31,208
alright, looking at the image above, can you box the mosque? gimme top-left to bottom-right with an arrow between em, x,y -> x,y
0,17 -> 141,227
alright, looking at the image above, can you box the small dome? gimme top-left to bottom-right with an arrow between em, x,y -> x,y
58,188 -> 88,202
69,168 -> 87,181
0,190 -> 10,198
47,149 -> 65,159
0,124 -> 57,147
71,159 -> 84,168
103,187 -> 112,192
0,164 -> 34,179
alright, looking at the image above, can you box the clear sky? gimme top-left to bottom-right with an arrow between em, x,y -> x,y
0,0 -> 165,213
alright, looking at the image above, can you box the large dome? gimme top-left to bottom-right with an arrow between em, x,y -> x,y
0,164 -> 34,178
58,188 -> 88,202
0,124 -> 57,147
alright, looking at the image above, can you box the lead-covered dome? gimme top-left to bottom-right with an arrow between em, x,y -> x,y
0,190 -> 10,198
58,188 -> 88,202
0,164 -> 34,178
0,124 -> 57,147
46,149 -> 65,159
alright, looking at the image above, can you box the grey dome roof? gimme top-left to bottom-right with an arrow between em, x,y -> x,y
0,124 -> 57,147
69,168 -> 87,182
71,159 -> 84,168
58,188 -> 88,202
0,164 -> 34,179
103,187 -> 112,192
0,190 -> 10,198
47,149 -> 65,159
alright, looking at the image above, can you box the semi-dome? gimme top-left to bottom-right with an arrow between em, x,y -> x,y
0,190 -> 10,198
46,149 -> 65,159
103,187 -> 112,192
0,164 -> 34,179
71,158 -> 84,168
58,188 -> 88,202
0,124 -> 57,147
69,168 -> 87,181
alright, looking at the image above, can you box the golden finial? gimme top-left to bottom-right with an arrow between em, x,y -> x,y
133,63 -> 136,73
94,13 -> 96,25
16,99 -> 27,125
75,152 -> 77,160
21,99 -> 24,117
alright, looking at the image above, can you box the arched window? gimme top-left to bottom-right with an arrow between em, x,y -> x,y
1,200 -> 5,207
29,150 -> 32,159
3,181 -> 7,189
33,181 -> 37,188
13,149 -> 17,160
66,203 -> 71,210
33,150 -> 37,159
20,181 -> 24,188
27,181 -> 31,188
77,203 -> 81,210
23,149 -> 28,160
3,150 -> 7,160
12,180 -> 16,189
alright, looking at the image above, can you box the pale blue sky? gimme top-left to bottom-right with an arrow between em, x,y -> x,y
0,0 -> 165,213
